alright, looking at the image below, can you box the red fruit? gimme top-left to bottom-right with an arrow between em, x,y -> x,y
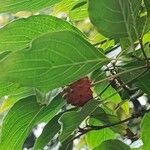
63,77 -> 93,106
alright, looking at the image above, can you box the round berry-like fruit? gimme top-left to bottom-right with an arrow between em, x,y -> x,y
63,77 -> 93,106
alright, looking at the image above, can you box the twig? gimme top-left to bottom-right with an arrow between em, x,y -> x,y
99,82 -> 112,96
92,65 -> 147,86
67,65 -> 149,144
71,109 -> 150,141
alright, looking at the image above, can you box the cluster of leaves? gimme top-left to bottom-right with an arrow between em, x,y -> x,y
0,0 -> 150,150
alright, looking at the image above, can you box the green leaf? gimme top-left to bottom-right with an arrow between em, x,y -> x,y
0,51 -> 11,60
94,139 -> 131,150
143,32 -> 150,44
0,0 -> 61,13
92,71 -> 122,103
0,95 -> 65,150
132,148 -> 143,150
33,114 -> 61,150
69,1 -> 88,21
141,112 -> 150,150
144,16 -> 150,34
71,1 -> 86,10
137,70 -> 150,96
88,0 -> 141,39
0,31 -> 108,91
0,15 -> 82,52
91,108 -> 127,135
59,100 -> 100,142
53,0 -> 80,14
144,0 -> 150,14
0,81 -> 19,98
118,60 -> 146,84
59,135 -> 74,150
0,87 -> 34,112
85,118 -> 116,149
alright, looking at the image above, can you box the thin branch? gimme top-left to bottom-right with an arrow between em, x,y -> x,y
89,109 -> 150,131
99,82 -> 112,96
71,109 -> 150,141
68,65 -> 149,143
92,65 -> 147,86
92,66 -> 148,105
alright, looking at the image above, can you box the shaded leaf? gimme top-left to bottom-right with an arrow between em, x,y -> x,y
91,108 -> 127,135
88,0 -> 141,39
144,0 -> 150,14
69,1 -> 88,21
137,70 -> 150,96
71,1 -> 87,11
33,114 -> 61,150
59,135 -> 74,150
59,100 -> 100,142
0,51 -> 11,60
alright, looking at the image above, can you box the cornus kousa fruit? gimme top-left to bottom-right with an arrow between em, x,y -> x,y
63,77 -> 93,106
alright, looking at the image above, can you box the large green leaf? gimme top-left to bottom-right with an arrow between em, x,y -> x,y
59,100 -> 100,142
141,113 -> 150,150
0,31 -> 108,91
85,118 -> 116,149
0,15 -> 82,52
88,0 -> 141,39
33,114 -> 61,150
0,0 -> 61,13
0,95 -> 65,150
94,139 -> 131,150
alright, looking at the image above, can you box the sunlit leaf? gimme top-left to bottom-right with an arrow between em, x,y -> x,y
85,118 -> 116,149
0,31 -> 108,91
0,15 -> 82,52
69,1 -> 88,21
141,113 -> 150,150
0,0 -> 61,13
